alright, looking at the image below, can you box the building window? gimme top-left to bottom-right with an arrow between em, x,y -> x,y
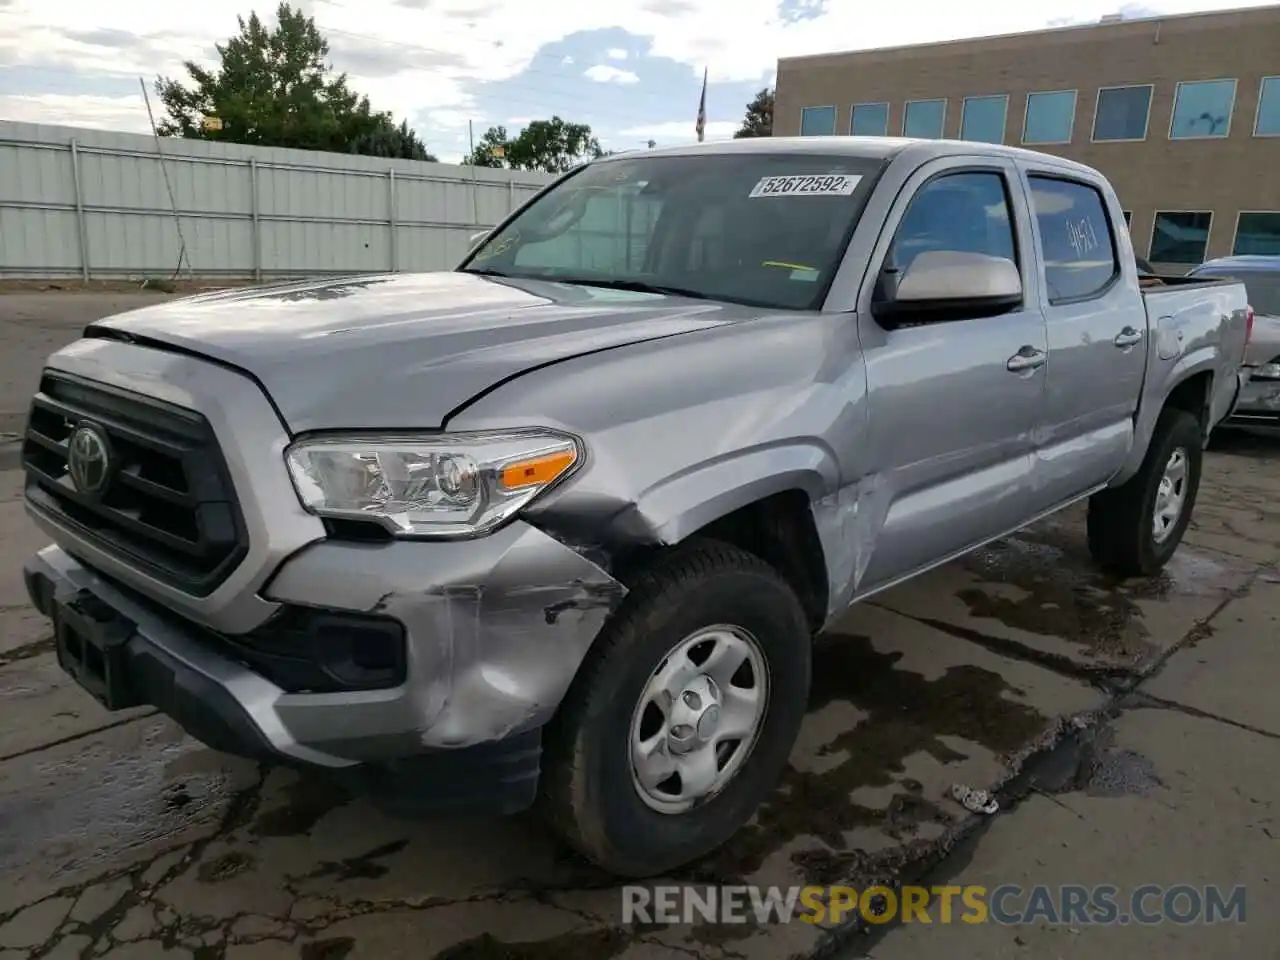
904,99 -> 946,139
1170,79 -> 1237,139
1150,211 -> 1212,264
851,102 -> 889,136
1235,212 -> 1280,256
800,106 -> 836,136
1093,85 -> 1153,142
1023,90 -> 1077,144
1256,77 -> 1280,136
1028,176 -> 1119,303
960,95 -> 1009,143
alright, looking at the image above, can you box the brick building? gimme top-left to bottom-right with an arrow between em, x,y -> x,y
773,5 -> 1280,272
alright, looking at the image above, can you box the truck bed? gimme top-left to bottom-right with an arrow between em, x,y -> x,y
1137,275 -> 1251,434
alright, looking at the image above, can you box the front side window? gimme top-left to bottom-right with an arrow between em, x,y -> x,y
462,152 -> 885,311
960,95 -> 1009,143
801,106 -> 836,136
1150,211 -> 1212,264
1093,85 -> 1153,141
1170,79 -> 1237,139
904,99 -> 946,138
1234,212 -> 1280,256
1023,90 -> 1077,144
887,171 -> 1017,277
1256,77 -> 1280,136
1027,176 -> 1119,303
851,102 -> 889,136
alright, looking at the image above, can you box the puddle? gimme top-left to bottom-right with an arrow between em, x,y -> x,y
0,720 -> 255,895
430,928 -> 632,960
301,938 -> 357,960
251,774 -> 351,838
684,632 -> 1049,881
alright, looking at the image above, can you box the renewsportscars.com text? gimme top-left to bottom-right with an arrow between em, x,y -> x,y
622,884 -> 1247,926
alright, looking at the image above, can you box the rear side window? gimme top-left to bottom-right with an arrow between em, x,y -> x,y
1027,176 -> 1119,304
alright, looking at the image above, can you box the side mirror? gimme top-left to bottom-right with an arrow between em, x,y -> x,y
873,250 -> 1023,327
468,229 -> 490,248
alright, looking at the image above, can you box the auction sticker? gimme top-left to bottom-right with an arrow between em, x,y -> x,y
749,174 -> 862,198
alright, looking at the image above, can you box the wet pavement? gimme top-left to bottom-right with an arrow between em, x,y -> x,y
2,295 -> 1279,959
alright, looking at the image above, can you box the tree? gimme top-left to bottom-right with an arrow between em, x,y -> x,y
463,116 -> 604,173
155,3 -> 437,161
734,88 -> 773,139
464,125 -> 511,169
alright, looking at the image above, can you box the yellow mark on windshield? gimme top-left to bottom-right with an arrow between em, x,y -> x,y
761,260 -> 816,271
473,232 -> 518,261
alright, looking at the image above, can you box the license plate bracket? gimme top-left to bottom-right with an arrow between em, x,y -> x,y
52,591 -> 142,710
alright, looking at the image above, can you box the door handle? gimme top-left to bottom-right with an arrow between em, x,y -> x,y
1006,347 -> 1046,373
1114,326 -> 1144,348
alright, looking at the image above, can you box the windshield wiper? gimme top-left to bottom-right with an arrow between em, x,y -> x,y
551,277 -> 716,300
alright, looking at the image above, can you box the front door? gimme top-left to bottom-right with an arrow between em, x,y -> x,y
1020,171 -> 1149,513
854,160 -> 1049,594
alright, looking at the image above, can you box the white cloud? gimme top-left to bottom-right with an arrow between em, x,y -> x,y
606,47 -> 628,60
618,118 -> 738,144
561,55 -> 575,65
0,93 -> 152,133
584,64 -> 640,85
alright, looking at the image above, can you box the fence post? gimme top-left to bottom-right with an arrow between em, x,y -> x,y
249,158 -> 262,282
508,178 -> 514,213
388,169 -> 398,272
69,139 -> 90,281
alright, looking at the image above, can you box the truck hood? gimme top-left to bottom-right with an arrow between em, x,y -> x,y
86,272 -> 752,432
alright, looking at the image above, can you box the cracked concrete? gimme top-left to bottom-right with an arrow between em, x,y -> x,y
2,294 -> 1279,958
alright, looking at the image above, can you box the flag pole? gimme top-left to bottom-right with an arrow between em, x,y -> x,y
696,67 -> 708,143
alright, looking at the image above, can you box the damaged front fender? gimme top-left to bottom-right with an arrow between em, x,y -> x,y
262,520 -> 626,755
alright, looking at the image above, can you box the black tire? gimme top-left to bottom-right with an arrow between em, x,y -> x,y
538,538 -> 811,877
1087,407 -> 1203,577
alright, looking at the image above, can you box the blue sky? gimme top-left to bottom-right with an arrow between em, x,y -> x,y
0,0 -> 1273,163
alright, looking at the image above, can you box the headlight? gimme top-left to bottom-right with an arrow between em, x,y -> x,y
285,430 -> 581,538
1252,362 -> 1280,380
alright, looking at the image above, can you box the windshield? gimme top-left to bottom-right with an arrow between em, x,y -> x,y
1194,270 -> 1280,316
459,152 -> 886,310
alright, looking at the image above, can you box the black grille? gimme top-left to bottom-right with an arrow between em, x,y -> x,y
22,371 -> 249,597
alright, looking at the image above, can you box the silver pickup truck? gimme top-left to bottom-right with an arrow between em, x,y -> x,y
20,137 -> 1251,877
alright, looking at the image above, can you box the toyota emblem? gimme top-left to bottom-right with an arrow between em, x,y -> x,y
67,422 -> 113,496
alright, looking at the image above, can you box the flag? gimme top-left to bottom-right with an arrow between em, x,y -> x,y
695,68 -> 707,142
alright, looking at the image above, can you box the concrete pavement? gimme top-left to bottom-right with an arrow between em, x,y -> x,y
1,293 -> 1277,959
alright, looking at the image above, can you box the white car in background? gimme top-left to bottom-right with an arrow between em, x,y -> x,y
1188,255 -> 1280,425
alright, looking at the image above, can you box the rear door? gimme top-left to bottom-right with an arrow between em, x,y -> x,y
853,156 -> 1049,593
1020,170 -> 1148,513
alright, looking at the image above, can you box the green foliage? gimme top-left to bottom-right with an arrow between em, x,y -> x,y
463,116 -> 605,173
155,3 -> 436,161
734,87 -> 774,139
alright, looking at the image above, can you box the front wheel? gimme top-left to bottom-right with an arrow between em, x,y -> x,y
538,539 -> 811,877
1087,407 -> 1204,577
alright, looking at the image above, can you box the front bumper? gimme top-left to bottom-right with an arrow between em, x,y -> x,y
24,520 -> 624,815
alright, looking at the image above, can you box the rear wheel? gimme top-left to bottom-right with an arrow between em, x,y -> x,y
1087,407 -> 1203,577
538,539 -> 811,877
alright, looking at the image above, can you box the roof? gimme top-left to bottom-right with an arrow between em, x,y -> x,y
1190,255 -> 1280,274
599,136 -> 910,162
775,3 -> 1278,66
599,136 -> 1102,177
